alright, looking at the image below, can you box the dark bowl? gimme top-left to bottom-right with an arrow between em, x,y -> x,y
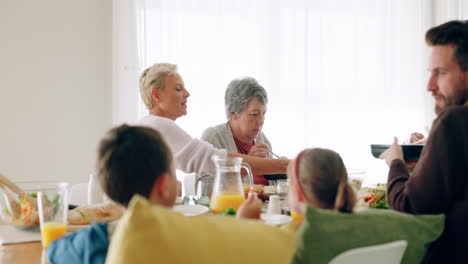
264,174 -> 287,181
371,144 -> 424,162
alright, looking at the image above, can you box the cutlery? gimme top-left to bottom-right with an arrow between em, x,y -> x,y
0,173 -> 25,196
408,138 -> 425,145
254,140 -> 281,158
267,149 -> 281,159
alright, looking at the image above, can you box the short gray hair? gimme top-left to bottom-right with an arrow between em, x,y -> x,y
225,77 -> 268,119
139,63 -> 178,110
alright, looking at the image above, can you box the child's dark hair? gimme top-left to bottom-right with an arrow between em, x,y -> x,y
294,148 -> 356,213
96,124 -> 173,206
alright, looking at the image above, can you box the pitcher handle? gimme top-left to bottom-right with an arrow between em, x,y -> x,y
241,162 -> 254,189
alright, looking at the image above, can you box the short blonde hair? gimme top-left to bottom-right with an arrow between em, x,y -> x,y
139,63 -> 178,110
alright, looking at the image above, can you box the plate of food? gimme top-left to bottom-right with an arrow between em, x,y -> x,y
371,144 -> 423,162
260,213 -> 292,226
243,183 -> 270,201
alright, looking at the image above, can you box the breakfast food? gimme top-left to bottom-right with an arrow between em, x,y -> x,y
243,183 -> 269,201
67,203 -> 124,225
357,184 -> 390,209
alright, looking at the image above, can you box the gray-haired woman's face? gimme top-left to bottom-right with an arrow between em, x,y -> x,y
230,97 -> 267,142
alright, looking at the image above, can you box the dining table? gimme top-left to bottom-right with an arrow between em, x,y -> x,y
0,220 -> 47,264
0,241 -> 45,264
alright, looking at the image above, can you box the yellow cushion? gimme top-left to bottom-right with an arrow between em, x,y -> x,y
105,195 -> 296,264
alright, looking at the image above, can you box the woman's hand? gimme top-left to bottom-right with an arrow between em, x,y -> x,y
236,192 -> 262,219
379,137 -> 404,167
248,142 -> 270,158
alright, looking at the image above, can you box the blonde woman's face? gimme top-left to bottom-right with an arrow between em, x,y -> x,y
155,74 -> 190,120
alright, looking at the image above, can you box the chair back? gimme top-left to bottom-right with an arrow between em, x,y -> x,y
69,182 -> 88,205
329,240 -> 408,264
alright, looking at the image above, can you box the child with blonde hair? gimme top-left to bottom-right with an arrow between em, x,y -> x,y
288,148 -> 356,223
237,147 -> 356,224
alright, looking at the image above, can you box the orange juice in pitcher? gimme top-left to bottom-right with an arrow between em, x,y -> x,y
210,193 -> 245,214
209,155 -> 253,214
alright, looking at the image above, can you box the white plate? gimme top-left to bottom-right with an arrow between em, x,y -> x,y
260,213 -> 292,226
173,204 -> 210,216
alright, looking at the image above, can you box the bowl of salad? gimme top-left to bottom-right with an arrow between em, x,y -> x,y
358,183 -> 390,209
0,181 -> 68,231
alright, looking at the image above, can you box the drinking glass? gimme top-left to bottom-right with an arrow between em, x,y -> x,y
37,182 -> 69,248
347,168 -> 365,192
276,179 -> 288,199
275,179 -> 289,213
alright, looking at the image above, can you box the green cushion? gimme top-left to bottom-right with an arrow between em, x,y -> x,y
293,206 -> 444,264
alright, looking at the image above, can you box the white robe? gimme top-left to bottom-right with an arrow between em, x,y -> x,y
138,115 -> 227,176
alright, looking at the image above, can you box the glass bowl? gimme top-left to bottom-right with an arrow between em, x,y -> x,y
0,181 -> 68,231
347,168 -> 366,192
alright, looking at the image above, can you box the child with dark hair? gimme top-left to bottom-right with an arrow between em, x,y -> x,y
96,124 -> 178,207
48,124 -> 261,264
47,125 -> 179,264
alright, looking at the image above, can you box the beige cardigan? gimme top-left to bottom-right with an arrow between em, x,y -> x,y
200,122 -> 272,157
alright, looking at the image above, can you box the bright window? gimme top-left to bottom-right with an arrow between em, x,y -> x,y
113,0 -> 466,184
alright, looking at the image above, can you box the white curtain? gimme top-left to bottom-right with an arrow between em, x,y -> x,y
113,0 -> 467,184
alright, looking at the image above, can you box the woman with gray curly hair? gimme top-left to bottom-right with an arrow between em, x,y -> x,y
201,77 -> 274,185
137,63 -> 289,179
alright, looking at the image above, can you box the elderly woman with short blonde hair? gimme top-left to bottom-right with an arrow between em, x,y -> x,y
201,77 -> 274,185
137,63 -> 289,178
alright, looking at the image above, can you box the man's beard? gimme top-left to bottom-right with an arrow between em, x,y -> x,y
433,89 -> 468,115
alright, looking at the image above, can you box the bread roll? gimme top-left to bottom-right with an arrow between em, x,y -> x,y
68,203 -> 124,225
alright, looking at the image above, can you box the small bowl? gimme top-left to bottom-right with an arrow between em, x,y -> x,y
0,181 -> 68,231
371,144 -> 424,162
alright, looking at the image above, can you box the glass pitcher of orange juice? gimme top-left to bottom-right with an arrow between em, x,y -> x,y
209,155 -> 253,214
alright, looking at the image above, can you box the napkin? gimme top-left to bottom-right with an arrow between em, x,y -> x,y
0,225 -> 41,245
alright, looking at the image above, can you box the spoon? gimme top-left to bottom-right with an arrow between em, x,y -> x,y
0,173 -> 25,196
0,173 -> 39,210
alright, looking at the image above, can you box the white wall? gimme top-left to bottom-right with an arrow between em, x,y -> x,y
0,0 -> 112,184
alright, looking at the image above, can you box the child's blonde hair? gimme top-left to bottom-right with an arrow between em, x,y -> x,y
290,148 -> 356,213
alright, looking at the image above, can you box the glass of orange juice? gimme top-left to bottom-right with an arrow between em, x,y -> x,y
290,209 -> 304,223
37,182 -> 69,248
